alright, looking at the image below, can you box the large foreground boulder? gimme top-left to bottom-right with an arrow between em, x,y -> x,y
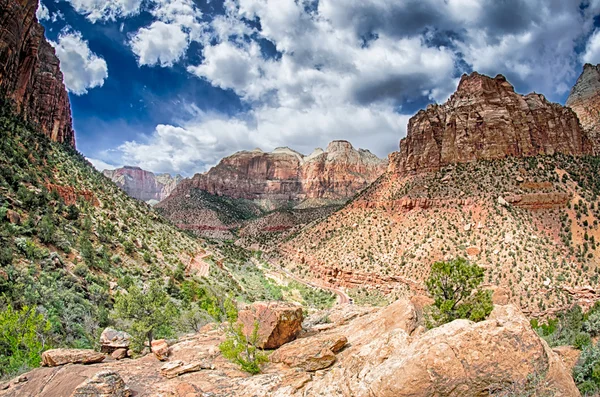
304,302 -> 580,397
41,349 -> 105,367
238,302 -> 303,349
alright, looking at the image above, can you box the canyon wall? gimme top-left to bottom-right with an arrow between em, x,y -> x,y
0,0 -> 74,146
390,72 -> 591,175
566,63 -> 600,154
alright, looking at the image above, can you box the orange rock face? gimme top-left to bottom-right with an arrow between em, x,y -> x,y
566,63 -> 600,154
390,72 -> 592,175
0,0 -> 74,147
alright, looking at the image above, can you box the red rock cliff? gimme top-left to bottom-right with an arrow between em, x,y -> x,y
170,141 -> 387,205
566,63 -> 600,154
390,72 -> 591,174
0,0 -> 74,147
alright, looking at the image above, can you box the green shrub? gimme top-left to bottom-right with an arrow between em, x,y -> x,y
219,321 -> 268,375
573,342 -> 600,395
0,305 -> 52,377
113,281 -> 177,352
584,311 -> 600,337
425,257 -> 493,328
574,332 -> 593,350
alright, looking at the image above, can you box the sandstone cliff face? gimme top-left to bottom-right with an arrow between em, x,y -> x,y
390,72 -> 591,175
172,141 -> 387,206
103,166 -> 182,203
0,0 -> 74,146
566,63 -> 600,154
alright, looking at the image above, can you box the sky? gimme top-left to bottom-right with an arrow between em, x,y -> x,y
37,0 -> 600,176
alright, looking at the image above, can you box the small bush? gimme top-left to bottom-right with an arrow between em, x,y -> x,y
574,332 -> 593,350
219,321 -> 268,375
573,342 -> 600,395
425,257 -> 493,327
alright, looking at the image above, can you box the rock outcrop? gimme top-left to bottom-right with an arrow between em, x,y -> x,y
238,301 -> 304,349
169,141 -> 386,206
103,166 -> 182,203
390,72 -> 592,175
566,63 -> 600,153
0,0 -> 74,146
1,300 -> 579,397
71,371 -> 131,397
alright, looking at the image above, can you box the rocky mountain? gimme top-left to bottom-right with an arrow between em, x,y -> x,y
0,0 -> 74,147
157,141 -> 386,238
103,166 -> 182,204
566,63 -> 600,154
277,72 -> 600,316
391,72 -> 591,175
174,140 -> 386,205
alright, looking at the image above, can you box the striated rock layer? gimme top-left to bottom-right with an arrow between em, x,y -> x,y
566,63 -> 600,153
103,166 -> 182,203
390,72 -> 591,175
0,0 -> 74,146
171,141 -> 387,206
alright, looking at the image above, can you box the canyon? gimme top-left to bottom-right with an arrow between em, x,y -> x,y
156,141 -> 386,238
0,0 -> 74,147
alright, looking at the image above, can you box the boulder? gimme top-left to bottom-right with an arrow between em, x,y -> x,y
151,339 -> 170,361
305,302 -> 580,397
270,333 -> 347,371
70,371 -> 131,397
99,328 -> 131,353
238,302 -> 303,349
41,349 -> 105,367
110,349 -> 127,360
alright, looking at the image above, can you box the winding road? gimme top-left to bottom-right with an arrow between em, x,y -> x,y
252,258 -> 351,305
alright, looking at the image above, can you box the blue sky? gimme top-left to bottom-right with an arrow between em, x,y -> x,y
38,0 -> 600,176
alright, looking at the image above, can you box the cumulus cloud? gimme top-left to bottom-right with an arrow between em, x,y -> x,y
130,21 -> 189,66
37,1 -> 50,21
128,0 -> 205,67
50,31 -> 108,95
582,29 -> 600,65
64,0 -> 143,22
87,157 -> 121,172
117,105 -> 408,175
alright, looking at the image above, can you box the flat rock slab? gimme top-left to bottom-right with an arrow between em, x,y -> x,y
42,349 -> 105,367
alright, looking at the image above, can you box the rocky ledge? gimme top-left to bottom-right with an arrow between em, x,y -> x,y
0,300 -> 579,397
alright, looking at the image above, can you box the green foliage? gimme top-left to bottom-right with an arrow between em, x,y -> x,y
113,281 -> 177,351
38,214 -> 56,244
534,305 -> 586,348
573,342 -> 600,395
219,321 -> 268,375
0,304 -> 52,377
574,332 -> 593,350
425,257 -> 493,327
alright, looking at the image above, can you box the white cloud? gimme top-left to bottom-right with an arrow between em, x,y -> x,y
128,0 -> 205,67
130,21 -> 189,67
87,157 -> 121,172
37,1 -> 50,21
50,31 -> 108,95
64,0 -> 143,22
116,104 -> 408,175
582,29 -> 600,65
